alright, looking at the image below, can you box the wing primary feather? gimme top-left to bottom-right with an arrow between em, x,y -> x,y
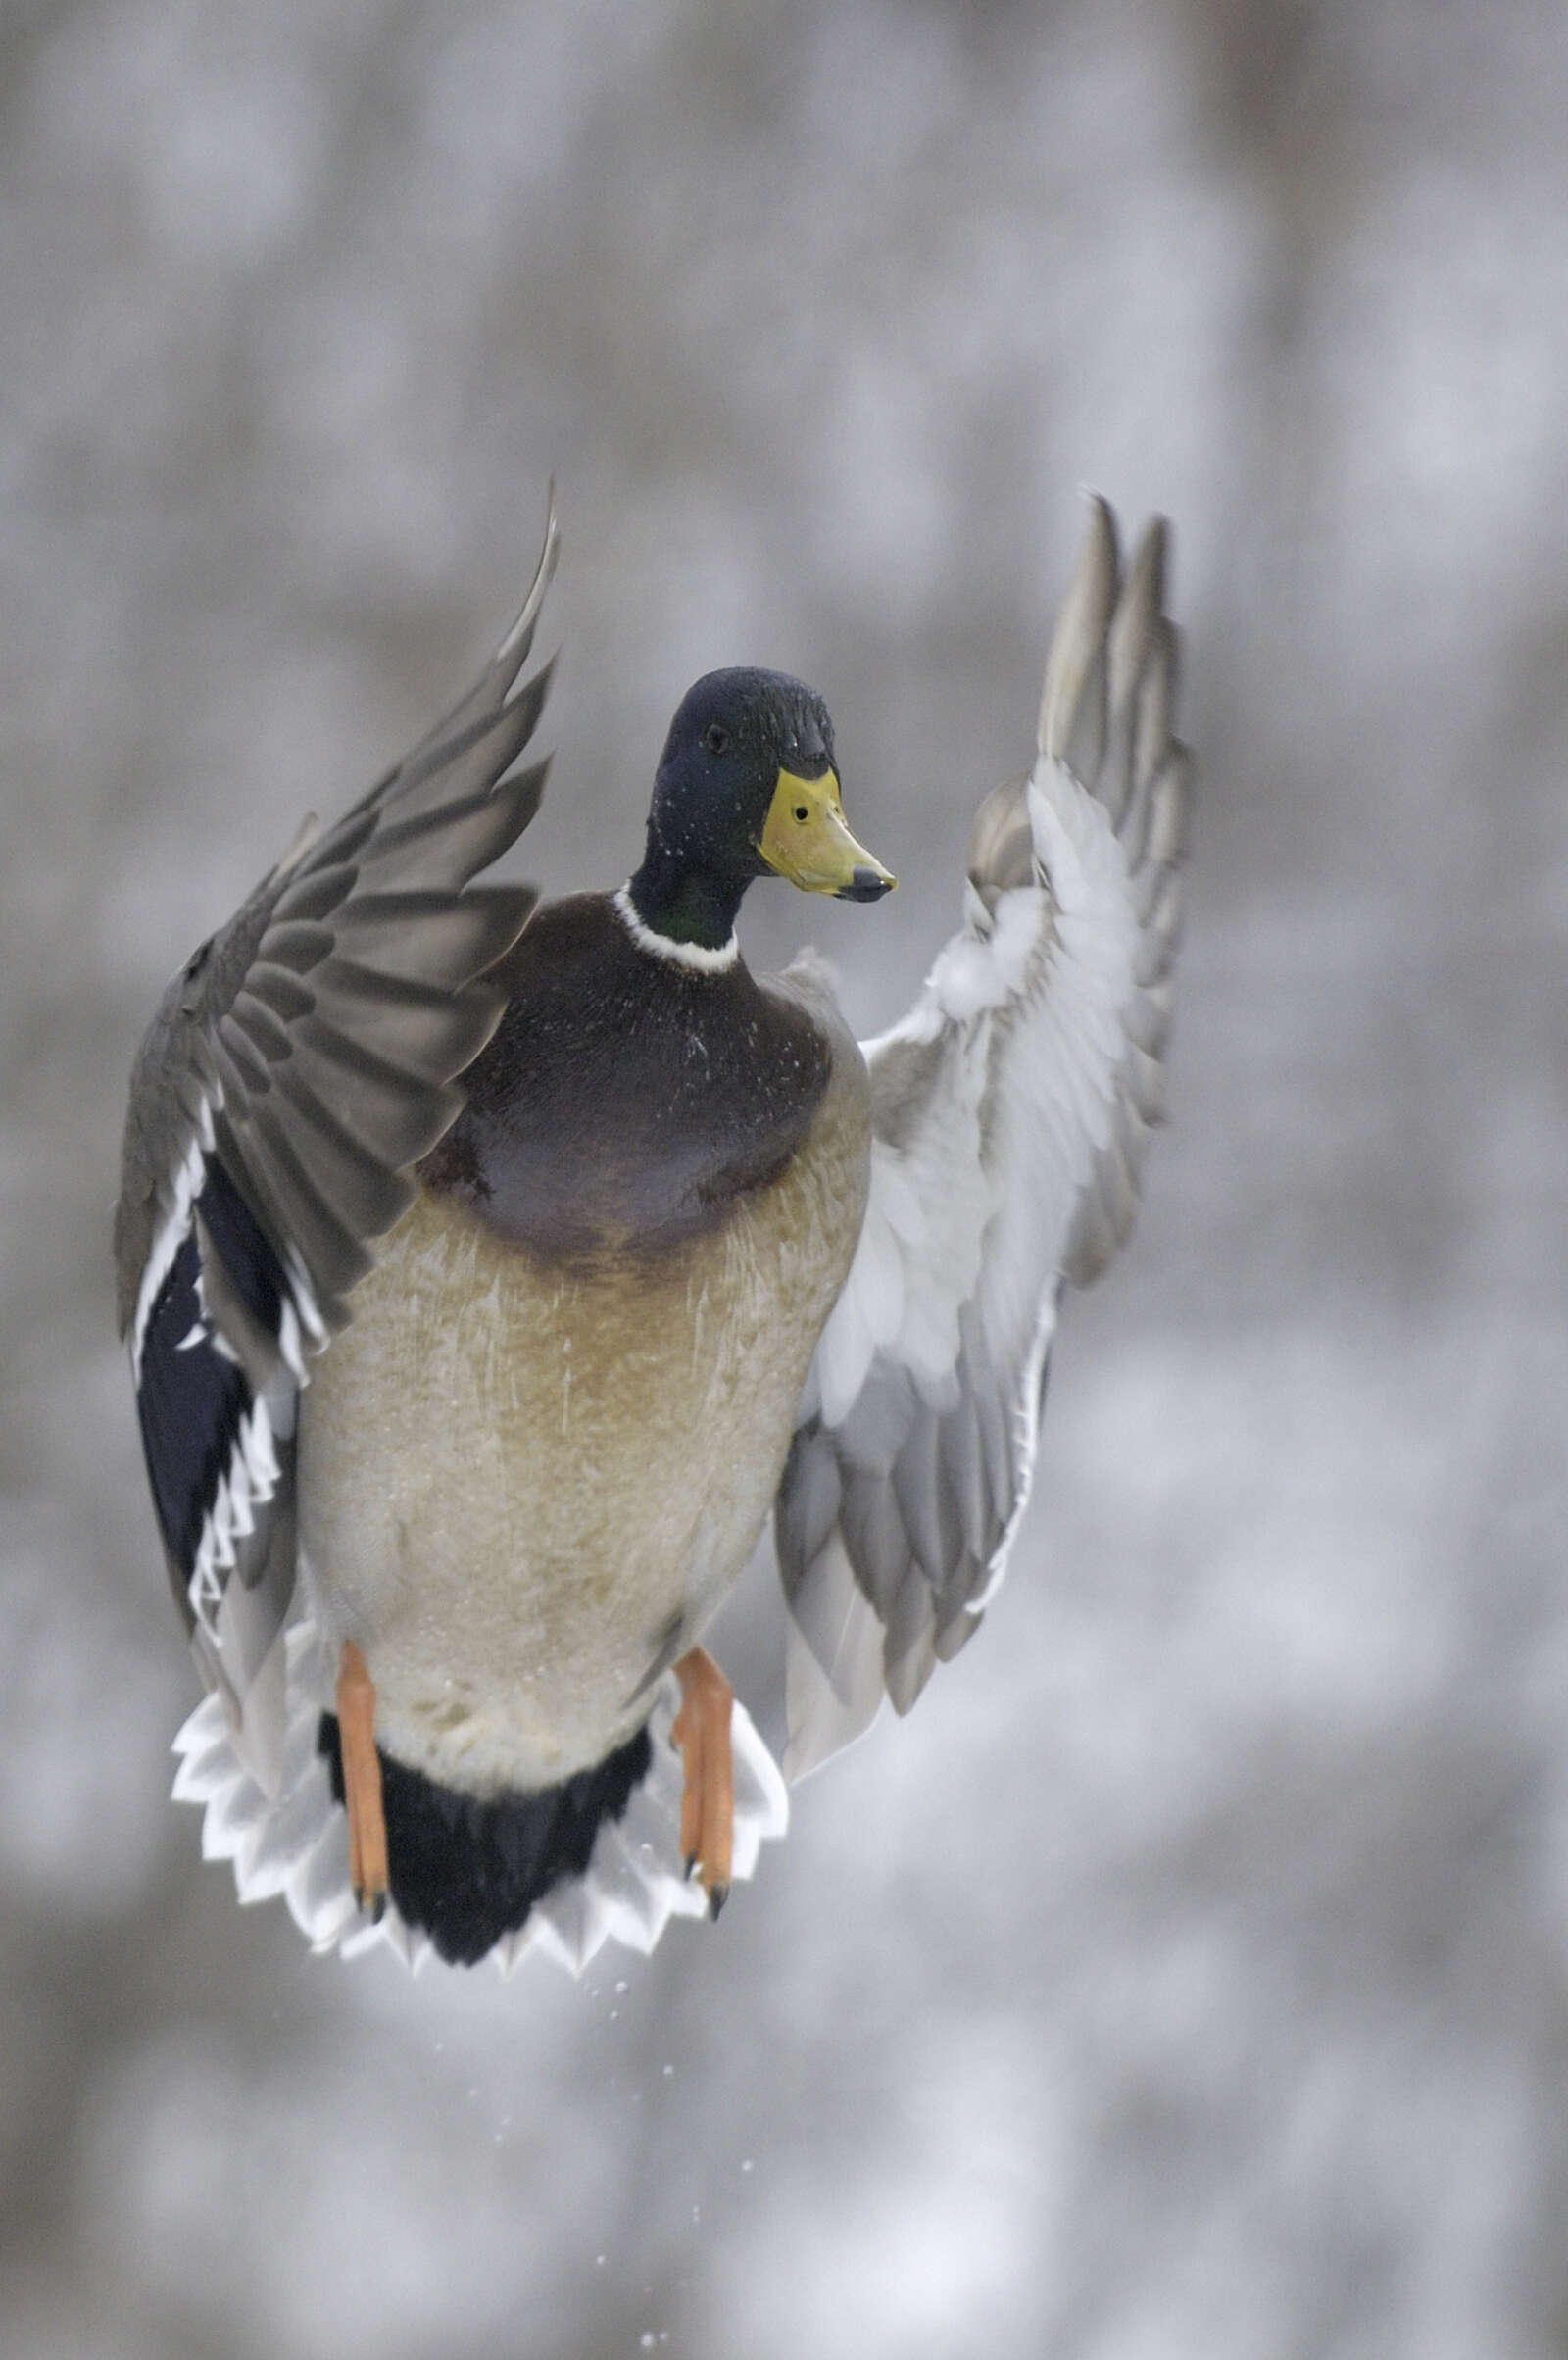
883,1574 -> 938,1715
244,1104 -> 374,1305
496,486 -> 560,662
328,496 -> 558,827
1038,496 -> 1116,771
267,1065 -> 417,1230
330,887 -> 537,989
360,776 -> 539,875
777,496 -> 1190,1778
1139,750 -> 1193,874
775,1427 -> 844,1579
890,1403 -> 950,1581
281,1038 -> 463,1170
296,984 -> 506,1099
374,666 -> 555,825
119,505 -> 562,1821
299,994 -> 501,1090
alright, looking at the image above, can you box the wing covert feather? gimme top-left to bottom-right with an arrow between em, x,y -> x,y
115,502 -> 561,1782
777,499 -> 1192,1779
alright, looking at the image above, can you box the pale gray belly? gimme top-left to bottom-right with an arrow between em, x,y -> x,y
297,1077 -> 868,1795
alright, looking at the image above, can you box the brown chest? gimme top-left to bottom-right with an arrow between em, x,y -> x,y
418,895 -> 835,1260
297,1031 -> 870,1794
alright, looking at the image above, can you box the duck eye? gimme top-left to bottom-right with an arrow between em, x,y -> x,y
703,724 -> 730,755
793,805 -> 809,822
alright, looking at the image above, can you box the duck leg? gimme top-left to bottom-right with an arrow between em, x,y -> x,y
336,1640 -> 388,1918
671,1647 -> 733,1917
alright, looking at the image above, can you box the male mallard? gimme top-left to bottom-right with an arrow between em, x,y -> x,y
117,495 -> 1190,1972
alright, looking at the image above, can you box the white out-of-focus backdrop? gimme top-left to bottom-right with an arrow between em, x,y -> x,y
5,4 -> 1568,2355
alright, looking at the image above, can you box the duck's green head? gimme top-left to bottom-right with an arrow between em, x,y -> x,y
624,668 -> 895,958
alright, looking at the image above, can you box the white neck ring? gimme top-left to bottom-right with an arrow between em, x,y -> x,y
612,884 -> 740,973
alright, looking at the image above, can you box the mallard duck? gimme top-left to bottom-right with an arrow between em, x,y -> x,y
117,494 -> 1190,1972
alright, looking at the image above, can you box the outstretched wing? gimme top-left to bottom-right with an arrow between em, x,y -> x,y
775,499 -> 1191,1779
114,504 -> 561,1791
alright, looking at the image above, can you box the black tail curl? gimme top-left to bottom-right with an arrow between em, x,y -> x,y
318,1715 -> 653,1966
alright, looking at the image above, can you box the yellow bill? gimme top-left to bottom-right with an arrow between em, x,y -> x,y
758,768 -> 896,902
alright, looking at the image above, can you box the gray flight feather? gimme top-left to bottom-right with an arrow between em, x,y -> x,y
115,496 -> 559,1342
777,497 -> 1193,1780
115,496 -> 561,1782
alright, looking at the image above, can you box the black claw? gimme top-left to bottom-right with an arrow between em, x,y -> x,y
707,1884 -> 728,1922
684,1852 -> 699,1881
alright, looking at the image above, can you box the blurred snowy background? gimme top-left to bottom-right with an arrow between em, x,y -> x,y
4,1 -> 1568,2353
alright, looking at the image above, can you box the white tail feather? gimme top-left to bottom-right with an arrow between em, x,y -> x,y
172,1619 -> 788,1974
